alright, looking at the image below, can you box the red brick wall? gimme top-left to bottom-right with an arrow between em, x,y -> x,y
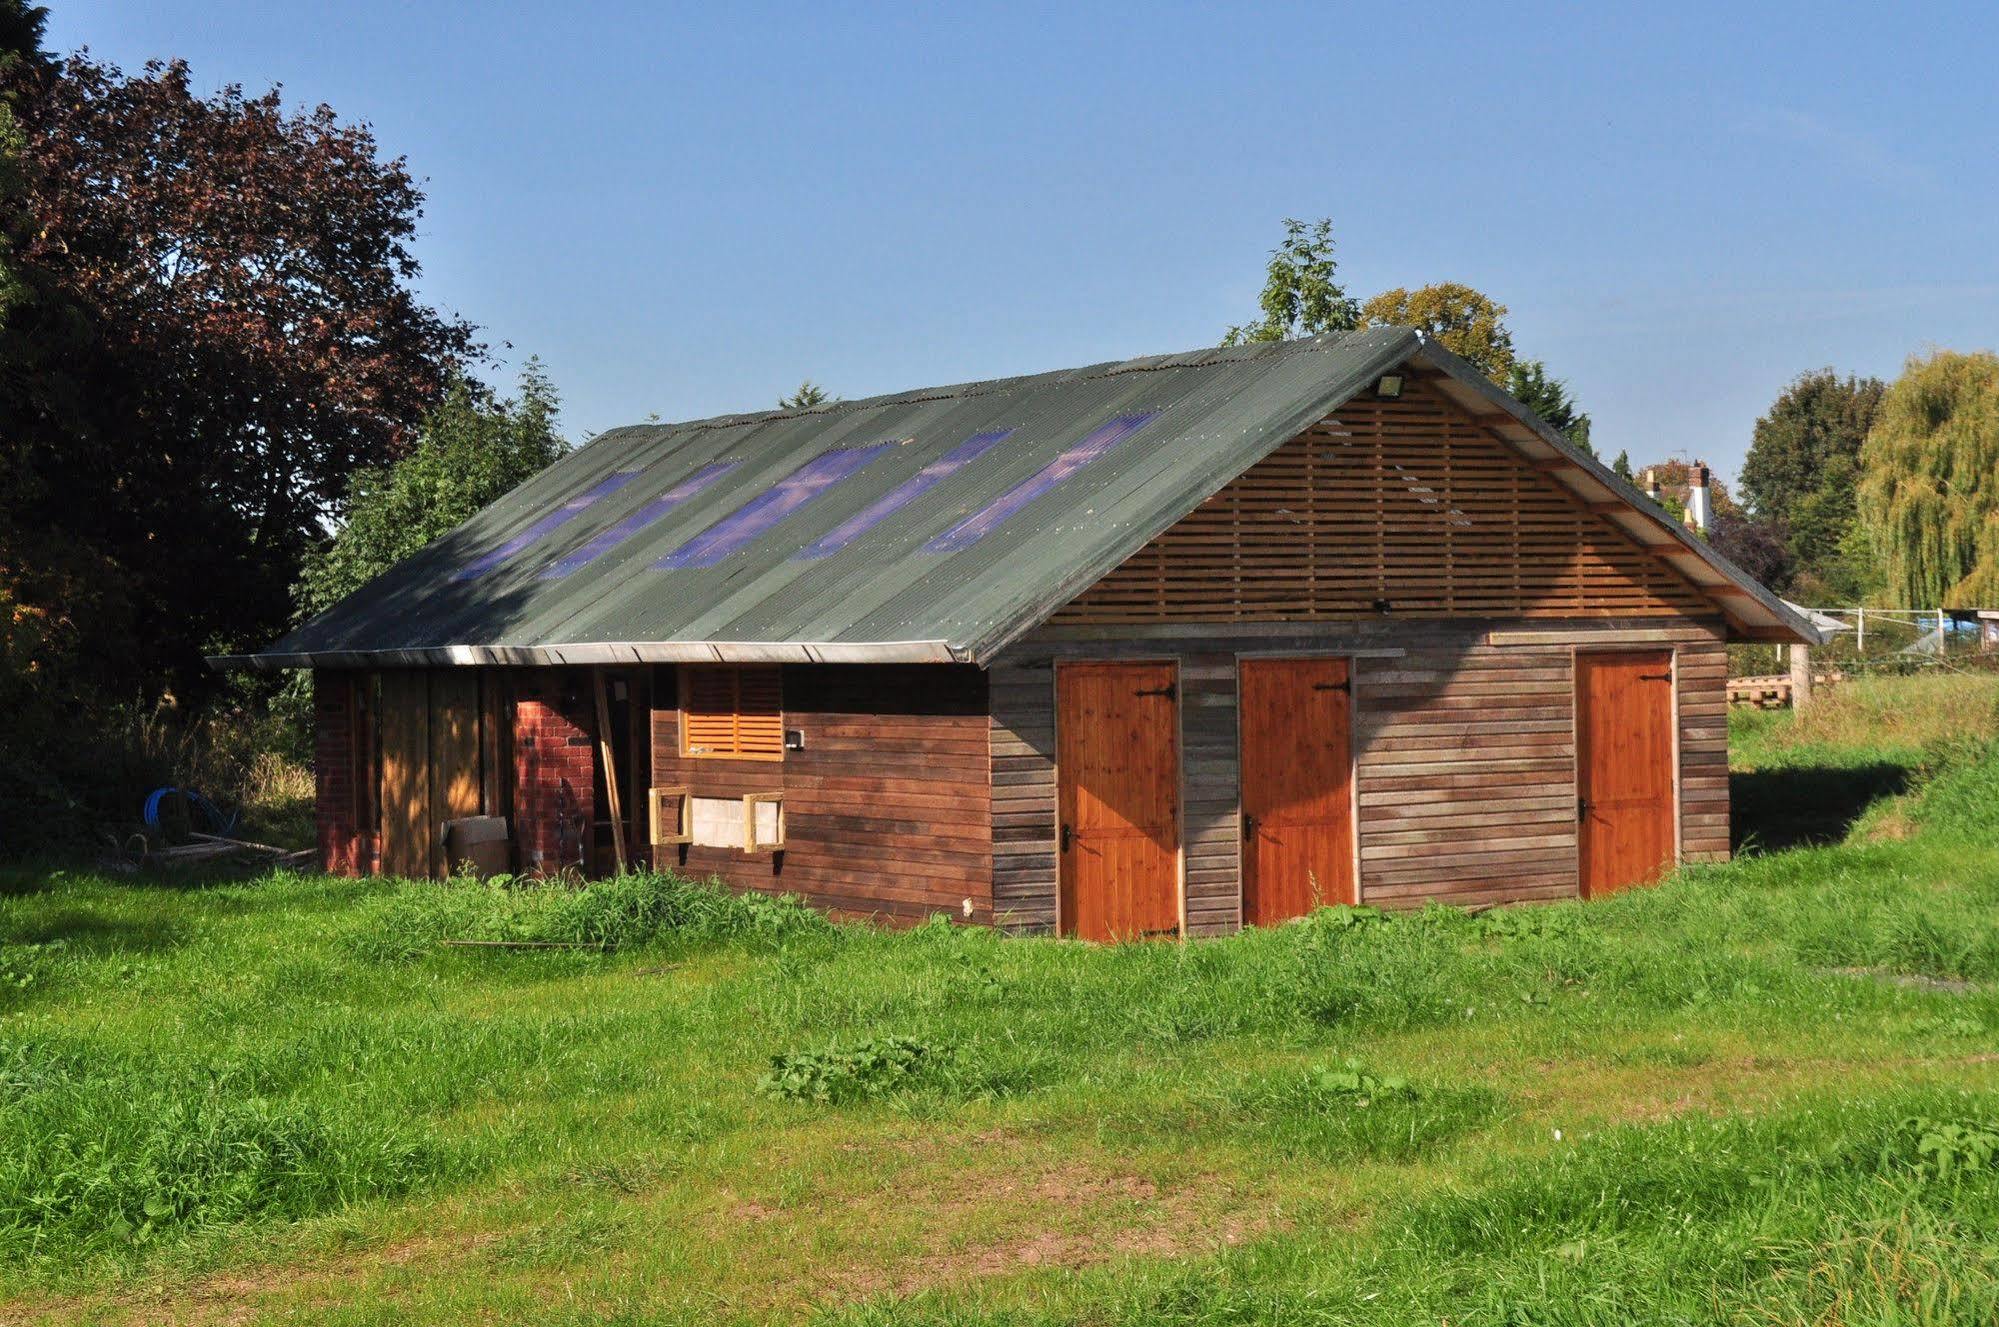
313,670 -> 365,876
512,670 -> 596,875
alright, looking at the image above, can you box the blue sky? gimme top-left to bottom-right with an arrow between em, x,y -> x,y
48,1 -> 1999,483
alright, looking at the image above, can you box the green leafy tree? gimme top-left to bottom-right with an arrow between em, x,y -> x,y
1229,221 -> 1600,460
1359,282 -> 1515,382
1223,218 -> 1358,345
277,365 -> 564,751
294,364 -> 565,620
0,2 -> 45,322
1740,369 -> 1886,588
1505,359 -> 1593,454
1708,509 -> 1794,590
1859,349 -> 1999,607
779,381 -> 833,409
1611,450 -> 1633,480
0,1 -> 105,716
0,48 -> 479,700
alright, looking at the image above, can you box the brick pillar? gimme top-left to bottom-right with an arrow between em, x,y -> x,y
313,670 -> 364,876
512,670 -> 596,875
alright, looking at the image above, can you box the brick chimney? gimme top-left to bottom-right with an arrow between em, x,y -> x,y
1686,460 -> 1712,533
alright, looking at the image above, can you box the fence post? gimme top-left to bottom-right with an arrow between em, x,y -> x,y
1789,642 -> 1813,710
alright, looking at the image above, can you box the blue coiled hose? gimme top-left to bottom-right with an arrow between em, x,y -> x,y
142,787 -> 240,837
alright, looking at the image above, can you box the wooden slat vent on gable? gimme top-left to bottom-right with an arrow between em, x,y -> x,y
1052,380 -> 1713,626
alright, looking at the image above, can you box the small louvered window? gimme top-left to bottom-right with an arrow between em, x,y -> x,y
680,666 -> 784,760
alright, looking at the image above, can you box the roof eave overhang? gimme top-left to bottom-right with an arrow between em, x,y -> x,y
1405,343 -> 1825,647
205,639 -> 967,671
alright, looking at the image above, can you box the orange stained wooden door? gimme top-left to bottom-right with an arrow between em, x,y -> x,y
1576,650 -> 1677,898
1057,661 -> 1181,941
1240,657 -> 1356,923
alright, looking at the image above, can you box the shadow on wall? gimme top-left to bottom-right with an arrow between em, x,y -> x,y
1729,763 -> 1912,855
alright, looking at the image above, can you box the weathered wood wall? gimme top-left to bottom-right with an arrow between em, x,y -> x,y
650,663 -> 993,925
1054,378 -> 1710,626
993,378 -> 1735,934
990,620 -> 1729,935
374,667 -> 510,878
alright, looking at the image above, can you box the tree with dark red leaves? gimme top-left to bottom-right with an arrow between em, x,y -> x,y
0,31 -> 478,701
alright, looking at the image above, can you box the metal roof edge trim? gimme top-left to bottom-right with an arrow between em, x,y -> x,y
205,639 -> 963,671
1407,341 -> 1825,648
608,331 -> 1398,440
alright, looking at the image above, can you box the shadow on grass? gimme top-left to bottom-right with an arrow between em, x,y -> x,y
2,907 -> 186,953
1731,763 -> 1912,854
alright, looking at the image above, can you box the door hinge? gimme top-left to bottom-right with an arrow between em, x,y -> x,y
1638,672 -> 1671,682
1313,679 -> 1352,693
1134,684 -> 1176,699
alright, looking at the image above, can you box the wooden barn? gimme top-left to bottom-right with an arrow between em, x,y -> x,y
221,328 -> 1821,939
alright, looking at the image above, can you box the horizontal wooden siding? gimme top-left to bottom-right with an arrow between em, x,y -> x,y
991,620 -> 1729,934
652,663 -> 993,925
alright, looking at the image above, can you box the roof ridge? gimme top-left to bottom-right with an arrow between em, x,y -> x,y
622,328 -> 1398,438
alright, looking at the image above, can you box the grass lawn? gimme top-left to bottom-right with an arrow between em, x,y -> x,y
3,675 -> 1999,1324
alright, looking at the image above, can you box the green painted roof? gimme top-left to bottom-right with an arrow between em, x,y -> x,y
224,328 -> 1817,669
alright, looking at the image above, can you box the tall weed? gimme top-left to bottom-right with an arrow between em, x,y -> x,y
350,870 -> 834,961
0,1038 -> 439,1262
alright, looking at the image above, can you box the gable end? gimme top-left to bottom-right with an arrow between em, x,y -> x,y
1052,378 -> 1717,625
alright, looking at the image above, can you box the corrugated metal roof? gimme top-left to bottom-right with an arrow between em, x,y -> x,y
221,327 -> 1818,670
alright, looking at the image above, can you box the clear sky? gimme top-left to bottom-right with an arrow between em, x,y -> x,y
47,1 -> 1999,483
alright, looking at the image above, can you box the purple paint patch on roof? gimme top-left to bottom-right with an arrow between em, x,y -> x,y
923,413 -> 1158,554
794,428 -> 1016,561
539,460 -> 741,579
656,443 -> 894,570
450,470 -> 643,579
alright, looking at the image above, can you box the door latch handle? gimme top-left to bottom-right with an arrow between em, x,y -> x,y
1060,823 -> 1072,852
1242,812 -> 1257,841
1577,796 -> 1590,821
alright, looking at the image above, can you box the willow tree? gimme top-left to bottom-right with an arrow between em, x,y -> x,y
1858,349 -> 1999,607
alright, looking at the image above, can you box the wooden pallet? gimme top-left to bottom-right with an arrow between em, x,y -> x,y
1726,673 -> 1842,708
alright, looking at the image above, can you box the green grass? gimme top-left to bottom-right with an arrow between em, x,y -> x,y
1,680 -> 1997,1323
1730,671 -> 1999,851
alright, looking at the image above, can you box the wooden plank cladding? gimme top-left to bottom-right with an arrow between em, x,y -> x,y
1052,379 -> 1710,626
376,668 -> 510,878
991,619 -> 1730,934
651,663 -> 993,926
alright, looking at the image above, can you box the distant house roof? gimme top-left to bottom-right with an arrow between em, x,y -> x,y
217,329 -> 1818,670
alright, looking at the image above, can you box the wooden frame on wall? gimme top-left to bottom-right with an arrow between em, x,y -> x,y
742,791 -> 786,853
649,784 -> 693,847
